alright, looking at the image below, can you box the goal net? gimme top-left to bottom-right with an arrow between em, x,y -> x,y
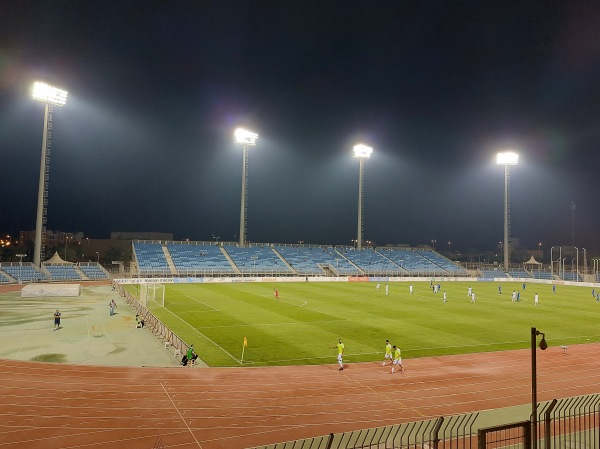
139,283 -> 165,309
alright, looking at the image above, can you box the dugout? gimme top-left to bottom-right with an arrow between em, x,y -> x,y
21,284 -> 81,297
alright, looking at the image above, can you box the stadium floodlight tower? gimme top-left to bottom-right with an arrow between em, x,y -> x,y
234,128 -> 258,247
353,144 -> 373,250
496,151 -> 518,272
31,81 -> 68,267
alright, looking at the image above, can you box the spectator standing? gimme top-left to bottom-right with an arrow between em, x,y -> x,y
53,309 -> 61,330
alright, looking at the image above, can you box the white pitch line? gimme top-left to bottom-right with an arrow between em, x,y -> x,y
251,291 -> 343,321
181,292 -> 220,312
200,319 -> 345,329
160,306 -> 241,364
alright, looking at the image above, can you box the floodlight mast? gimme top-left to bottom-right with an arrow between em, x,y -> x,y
353,144 -> 373,250
234,128 -> 258,247
496,151 -> 518,272
31,82 -> 68,267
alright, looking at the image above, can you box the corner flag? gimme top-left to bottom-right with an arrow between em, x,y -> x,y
241,337 -> 248,364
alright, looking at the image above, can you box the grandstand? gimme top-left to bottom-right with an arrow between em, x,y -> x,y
532,269 -> 554,280
1,263 -> 48,283
0,271 -> 12,284
224,244 -> 293,275
561,271 -> 582,282
129,241 -> 475,278
78,262 -> 110,280
132,241 -> 171,276
43,264 -> 82,281
166,241 -> 236,275
337,248 -> 402,275
507,269 -> 530,279
479,269 -> 508,279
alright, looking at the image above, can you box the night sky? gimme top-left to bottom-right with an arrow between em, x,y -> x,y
1,1 -> 600,253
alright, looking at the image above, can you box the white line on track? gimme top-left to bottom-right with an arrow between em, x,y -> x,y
161,382 -> 203,448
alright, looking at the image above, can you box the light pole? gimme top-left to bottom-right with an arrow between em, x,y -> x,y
570,202 -> 576,247
583,248 -> 587,276
96,252 -> 99,264
353,144 -> 373,251
575,247 -> 579,281
562,258 -> 566,279
538,242 -> 542,275
64,235 -> 70,260
16,253 -> 26,284
234,128 -> 258,247
448,241 -> 451,256
31,82 -> 68,267
531,327 -> 548,449
496,152 -> 518,272
431,239 -> 436,252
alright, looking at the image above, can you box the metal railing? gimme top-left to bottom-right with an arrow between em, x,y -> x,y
248,413 -> 479,449
114,283 -> 189,357
248,394 -> 600,449
479,421 -> 530,449
537,394 -> 600,449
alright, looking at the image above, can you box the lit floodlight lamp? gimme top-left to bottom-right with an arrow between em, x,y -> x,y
234,128 -> 258,146
497,150 -> 519,273
496,152 -> 519,165
32,81 -> 68,106
353,144 -> 373,159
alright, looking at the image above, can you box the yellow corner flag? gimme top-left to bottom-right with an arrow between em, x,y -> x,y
243,336 -> 248,347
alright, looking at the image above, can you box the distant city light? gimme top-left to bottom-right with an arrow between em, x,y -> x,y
32,82 -> 68,106
496,152 -> 519,165
353,144 -> 373,159
234,128 -> 258,146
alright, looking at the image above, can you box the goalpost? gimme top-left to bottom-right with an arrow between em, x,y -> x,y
139,283 -> 165,308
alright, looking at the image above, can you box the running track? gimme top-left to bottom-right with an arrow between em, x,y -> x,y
1,343 -> 599,449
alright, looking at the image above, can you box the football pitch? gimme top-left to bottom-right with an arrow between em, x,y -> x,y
130,281 -> 600,367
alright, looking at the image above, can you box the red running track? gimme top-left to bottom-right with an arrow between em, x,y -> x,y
1,343 -> 599,449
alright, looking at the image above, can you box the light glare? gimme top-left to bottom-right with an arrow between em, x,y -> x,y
234,128 -> 258,146
353,144 -> 373,159
32,82 -> 68,106
496,152 -> 519,165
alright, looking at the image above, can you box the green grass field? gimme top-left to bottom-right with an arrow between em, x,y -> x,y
131,281 -> 600,367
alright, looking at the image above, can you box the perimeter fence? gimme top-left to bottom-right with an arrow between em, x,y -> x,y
248,394 -> 600,449
114,282 -> 189,357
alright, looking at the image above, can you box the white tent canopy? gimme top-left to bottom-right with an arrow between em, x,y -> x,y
44,251 -> 72,265
524,256 -> 542,265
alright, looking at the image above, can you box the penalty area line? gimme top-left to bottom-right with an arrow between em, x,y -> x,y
160,307 -> 241,364
181,292 -> 220,312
